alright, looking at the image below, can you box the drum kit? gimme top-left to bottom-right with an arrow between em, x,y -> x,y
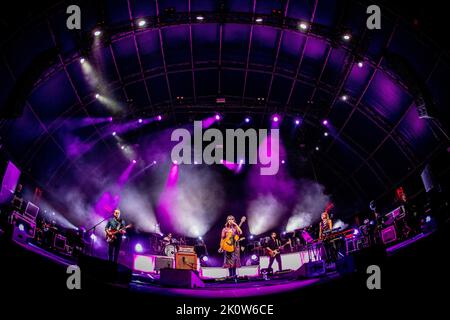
160,236 -> 185,257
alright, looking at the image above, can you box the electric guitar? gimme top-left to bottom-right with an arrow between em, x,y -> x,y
266,239 -> 291,258
105,224 -> 132,243
219,216 -> 246,253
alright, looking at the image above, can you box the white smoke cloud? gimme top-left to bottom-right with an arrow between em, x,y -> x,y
286,180 -> 330,232
170,166 -> 225,237
247,193 -> 287,235
120,186 -> 157,233
333,219 -> 348,230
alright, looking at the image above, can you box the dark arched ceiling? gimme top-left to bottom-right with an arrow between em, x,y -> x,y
0,0 -> 449,216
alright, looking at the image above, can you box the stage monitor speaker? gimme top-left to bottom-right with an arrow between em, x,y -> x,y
78,254 -> 132,285
155,256 -> 173,271
336,245 -> 386,276
294,260 -> 325,278
175,252 -> 198,270
160,268 -> 205,288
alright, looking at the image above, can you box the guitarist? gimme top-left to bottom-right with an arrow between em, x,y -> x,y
105,209 -> 128,264
220,215 -> 243,279
265,232 -> 285,272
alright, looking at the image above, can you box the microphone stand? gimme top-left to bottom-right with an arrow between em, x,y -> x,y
86,215 -> 112,257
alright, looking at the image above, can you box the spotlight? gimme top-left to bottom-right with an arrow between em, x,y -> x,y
138,19 -> 146,27
426,216 -> 431,223
121,145 -> 125,150
299,22 -> 309,30
249,235 -> 254,240
239,159 -> 244,164
108,116 -> 113,122
132,160 -> 137,164
80,58 -> 85,64
272,115 -> 279,122
173,160 -> 178,165
322,119 -> 328,125
342,33 -> 351,41
245,117 -> 250,123
194,161 -> 198,165
202,256 -> 208,262
90,234 -> 97,241
324,132 -> 329,137
357,61 -> 364,68
138,118 -> 143,123
153,160 -> 157,164
93,29 -> 102,37
281,160 -> 285,164
353,228 -> 360,236
198,236 -> 203,240
255,17 -> 263,23
135,243 -> 143,253
156,115 -> 162,121
315,146 -> 320,151
295,119 -> 301,125
122,235 -> 126,239
95,93 -> 100,99
215,114 -> 221,121
18,224 -> 25,232
196,16 -> 204,21
251,254 -> 258,261
340,94 -> 348,101
112,131 -> 116,136
283,231 -> 286,235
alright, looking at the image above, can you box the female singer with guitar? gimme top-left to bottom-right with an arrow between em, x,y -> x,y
219,215 -> 246,279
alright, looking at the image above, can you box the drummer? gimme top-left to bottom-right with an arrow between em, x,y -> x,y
162,232 -> 175,245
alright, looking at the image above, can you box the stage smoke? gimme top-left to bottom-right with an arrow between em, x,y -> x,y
247,194 -> 287,235
333,219 -> 348,230
286,180 -> 330,232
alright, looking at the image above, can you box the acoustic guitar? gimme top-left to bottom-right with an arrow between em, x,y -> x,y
219,216 -> 246,253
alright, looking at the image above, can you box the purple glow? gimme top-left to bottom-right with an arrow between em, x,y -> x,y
245,117 -> 250,123
322,119 -> 328,126
18,224 -> 25,231
281,160 -> 285,164
357,61 -> 364,68
138,19 -> 146,27
202,256 -> 208,262
255,17 -> 263,23
342,33 -> 351,41
251,254 -> 258,261
138,118 -> 143,123
93,30 -> 102,37
90,234 -> 97,241
95,93 -> 100,99
80,58 -> 85,64
112,131 -> 116,136
295,119 -> 301,125
272,115 -> 279,122
157,115 -> 162,121
353,229 -> 360,235
324,132 -> 329,137
132,159 -> 137,164
215,114 -> 221,121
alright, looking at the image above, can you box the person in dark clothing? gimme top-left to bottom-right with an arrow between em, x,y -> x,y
105,209 -> 128,264
265,232 -> 286,272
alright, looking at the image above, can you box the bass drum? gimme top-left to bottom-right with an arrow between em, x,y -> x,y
164,244 -> 177,257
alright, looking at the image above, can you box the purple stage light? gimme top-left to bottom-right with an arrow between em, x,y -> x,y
138,19 -> 146,27
153,160 -> 157,164
342,33 -> 351,41
95,93 -> 100,99
272,115 -> 279,122
315,146 -> 320,151
135,243 -> 143,253
196,15 -> 204,21
281,160 -> 285,164
132,160 -> 137,164
255,17 -> 263,23
245,117 -> 250,123
215,114 -> 221,121
249,235 -> 254,240
322,119 -> 328,125
93,29 -> 102,37
80,58 -> 85,64
357,61 -> 364,68
353,229 -> 360,236
251,254 -> 258,261
90,234 -> 97,241
295,119 -> 301,125
108,116 -> 113,122
324,132 -> 329,137
112,131 -> 116,136
138,118 -> 143,123
18,224 -> 25,231
299,22 -> 309,30
157,115 -> 162,121
202,256 -> 208,262
340,95 -> 348,101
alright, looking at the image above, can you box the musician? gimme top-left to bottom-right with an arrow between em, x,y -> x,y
265,232 -> 283,272
221,215 -> 242,278
319,211 -> 333,240
163,233 -> 174,245
105,209 -> 127,264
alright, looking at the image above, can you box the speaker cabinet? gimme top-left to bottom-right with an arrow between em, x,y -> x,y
155,256 -> 173,271
295,260 -> 325,278
160,268 -> 204,288
175,252 -> 198,270
78,254 -> 132,285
